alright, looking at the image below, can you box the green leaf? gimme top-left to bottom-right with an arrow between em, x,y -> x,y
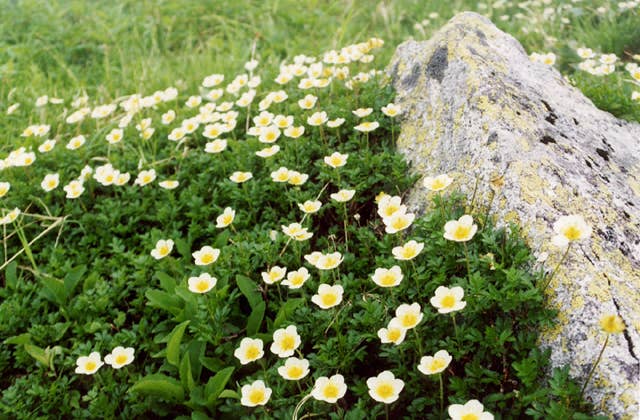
218,389 -> 239,399
4,333 -> 31,345
167,321 -> 190,367
5,261 -> 17,289
156,271 -> 177,292
236,275 -> 261,309
145,289 -> 183,314
63,265 -> 87,297
246,301 -> 265,336
180,353 -> 195,392
175,237 -> 192,260
273,298 -> 304,329
39,276 -> 66,306
129,374 -> 184,401
23,344 -> 50,367
205,366 -> 234,406
214,229 -> 231,248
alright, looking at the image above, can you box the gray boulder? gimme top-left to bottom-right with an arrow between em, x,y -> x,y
388,11 -> 640,419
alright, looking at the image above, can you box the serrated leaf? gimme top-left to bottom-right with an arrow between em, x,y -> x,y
236,275 -> 261,309
273,298 -> 304,329
167,321 -> 190,367
63,265 -> 87,298
246,301 -> 265,336
129,374 -> 184,401
205,366 -> 234,406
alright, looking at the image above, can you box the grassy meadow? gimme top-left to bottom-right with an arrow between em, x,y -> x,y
0,0 -> 638,418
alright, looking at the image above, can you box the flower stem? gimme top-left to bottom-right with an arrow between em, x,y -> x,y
438,373 -> 444,417
540,243 -> 572,291
451,314 -> 459,343
463,242 -> 472,283
413,328 -> 424,357
579,334 -> 609,401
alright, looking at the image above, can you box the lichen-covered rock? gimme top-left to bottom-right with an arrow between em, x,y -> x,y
388,11 -> 640,419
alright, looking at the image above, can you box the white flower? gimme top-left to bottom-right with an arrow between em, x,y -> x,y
270,325 -> 301,358
298,200 -> 322,214
448,399 -> 494,420
377,318 -> 407,345
205,139 -> 228,154
74,352 -> 104,375
395,303 -> 423,329
134,169 -> 157,187
192,246 -> 221,266
104,347 -> 135,369
0,208 -> 21,225
418,350 -> 452,375
151,239 -> 174,260
187,273 -> 217,293
423,174 -> 453,192
551,214 -> 592,247
311,374 -> 347,403
261,266 -> 287,285
443,215 -> 477,242
38,139 -> 56,153
41,174 -> 60,192
324,152 -> 349,168
371,266 -> 403,288
158,180 -> 179,190
354,121 -> 379,132
330,189 -> 355,202
352,107 -> 373,117
307,111 -> 328,126
66,135 -> 86,150
0,182 -> 10,198
229,171 -> 252,183
63,180 -> 85,199
282,267 -> 310,289
311,284 -> 344,309
233,338 -> 264,365
383,211 -> 415,234
277,357 -> 310,380
240,380 -> 272,407
381,103 -> 401,117
216,207 -> 236,228
366,371 -> 404,404
430,286 -> 467,314
392,240 -> 424,260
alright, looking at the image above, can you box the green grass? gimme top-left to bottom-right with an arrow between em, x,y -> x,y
0,0 -> 636,418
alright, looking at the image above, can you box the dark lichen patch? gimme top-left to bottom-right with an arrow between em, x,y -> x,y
595,148 -> 610,162
573,117 -> 579,125
402,63 -> 421,90
540,135 -> 557,145
487,131 -> 498,145
425,46 -> 448,83
584,159 -> 593,169
541,100 -> 558,125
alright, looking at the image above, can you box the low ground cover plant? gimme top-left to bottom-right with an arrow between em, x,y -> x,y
1,1 -> 637,419
0,37 -> 610,418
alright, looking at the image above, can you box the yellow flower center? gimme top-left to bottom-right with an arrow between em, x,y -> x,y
249,389 -> 265,405
441,295 -> 456,308
323,383 -> 339,399
430,359 -> 446,372
380,273 -> 397,286
453,225 -> 471,240
562,225 -> 582,241
388,329 -> 401,342
222,215 -> 233,225
321,293 -> 337,307
115,354 -> 128,365
84,361 -> 97,371
201,253 -> 214,264
48,180 -> 57,188
461,414 -> 479,420
391,217 -> 408,230
245,345 -> 260,360
290,275 -> 304,286
401,247 -> 416,259
401,314 -> 417,328
376,383 -> 394,399
196,280 -> 210,292
142,175 -> 152,183
286,365 -> 303,379
280,335 -> 295,351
